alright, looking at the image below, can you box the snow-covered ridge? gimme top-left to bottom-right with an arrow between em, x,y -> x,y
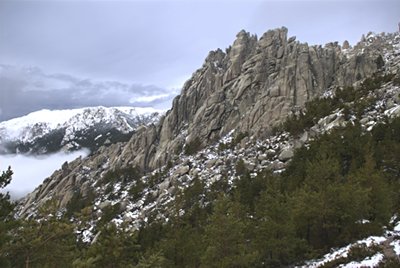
0,106 -> 165,154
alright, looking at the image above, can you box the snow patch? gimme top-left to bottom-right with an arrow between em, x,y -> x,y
340,253 -> 384,268
391,240 -> 400,256
301,236 -> 386,268
0,106 -> 164,143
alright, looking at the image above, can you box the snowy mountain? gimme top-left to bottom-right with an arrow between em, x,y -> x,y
0,106 -> 164,154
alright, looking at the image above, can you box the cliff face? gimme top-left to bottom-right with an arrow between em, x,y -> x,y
17,27 -> 398,215
114,27 -> 383,172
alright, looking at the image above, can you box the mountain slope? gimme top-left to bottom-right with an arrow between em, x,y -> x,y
112,28 -> 397,172
0,106 -> 163,154
14,69 -> 400,268
15,28 -> 400,215
11,28 -> 400,267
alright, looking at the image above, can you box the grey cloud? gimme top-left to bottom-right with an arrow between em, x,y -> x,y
1,0 -> 398,89
0,0 -> 398,121
0,1 -> 270,86
0,64 -> 175,121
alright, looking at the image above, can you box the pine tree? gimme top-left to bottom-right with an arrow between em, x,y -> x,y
74,223 -> 140,268
348,153 -> 392,228
159,222 -> 204,267
0,167 -> 14,268
135,251 -> 166,268
0,167 -> 13,221
201,196 -> 257,267
254,177 -> 306,267
290,154 -> 371,250
4,200 -> 77,268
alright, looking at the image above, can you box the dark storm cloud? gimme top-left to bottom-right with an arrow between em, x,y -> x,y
0,64 -> 175,121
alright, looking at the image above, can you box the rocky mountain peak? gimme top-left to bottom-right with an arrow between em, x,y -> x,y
204,48 -> 226,64
224,29 -> 257,83
15,27 -> 400,217
86,30 -> 395,170
259,26 -> 288,47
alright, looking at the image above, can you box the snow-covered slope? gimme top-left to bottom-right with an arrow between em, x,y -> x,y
0,106 -> 164,154
300,219 -> 400,268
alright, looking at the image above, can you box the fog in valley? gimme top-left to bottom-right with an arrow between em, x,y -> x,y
0,149 -> 89,199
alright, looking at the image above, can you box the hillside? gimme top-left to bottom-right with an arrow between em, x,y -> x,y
2,27 -> 400,267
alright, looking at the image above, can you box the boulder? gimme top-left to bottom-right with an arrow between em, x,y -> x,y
270,160 -> 286,170
158,179 -> 170,192
245,161 -> 256,171
99,201 -> 111,210
206,159 -> 218,168
257,154 -> 267,161
278,148 -> 294,161
174,165 -> 190,177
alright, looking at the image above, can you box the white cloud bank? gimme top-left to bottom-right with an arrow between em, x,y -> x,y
0,149 -> 89,200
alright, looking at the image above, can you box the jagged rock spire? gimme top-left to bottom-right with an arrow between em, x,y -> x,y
17,27 -> 399,215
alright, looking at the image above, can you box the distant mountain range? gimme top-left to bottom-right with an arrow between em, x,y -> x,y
0,106 -> 163,154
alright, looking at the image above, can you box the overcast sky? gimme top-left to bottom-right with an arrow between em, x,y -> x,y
0,0 -> 399,121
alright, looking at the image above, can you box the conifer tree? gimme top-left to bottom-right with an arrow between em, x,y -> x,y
201,196 -> 257,267
254,177 -> 306,267
0,167 -> 14,268
74,223 -> 140,268
348,153 -> 392,227
4,200 -> 77,268
135,251 -> 166,268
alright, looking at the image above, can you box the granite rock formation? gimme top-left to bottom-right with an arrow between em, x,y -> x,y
16,27 -> 400,215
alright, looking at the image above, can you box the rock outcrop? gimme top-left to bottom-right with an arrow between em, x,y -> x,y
16,28 -> 400,215
114,27 -> 387,172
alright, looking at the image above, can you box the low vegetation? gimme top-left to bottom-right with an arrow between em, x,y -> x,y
278,73 -> 396,136
184,137 -> 202,155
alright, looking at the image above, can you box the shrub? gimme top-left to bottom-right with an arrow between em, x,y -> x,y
129,180 -> 145,201
280,73 -> 400,136
282,97 -> 338,136
336,86 -> 356,103
65,189 -> 95,217
378,257 -> 400,268
184,137 -> 202,155
235,158 -> 247,176
375,55 -> 385,70
98,204 -> 122,227
232,132 -> 248,146
347,243 -> 381,262
100,166 -> 141,185
360,73 -> 395,93
147,171 -> 167,189
354,96 -> 377,118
